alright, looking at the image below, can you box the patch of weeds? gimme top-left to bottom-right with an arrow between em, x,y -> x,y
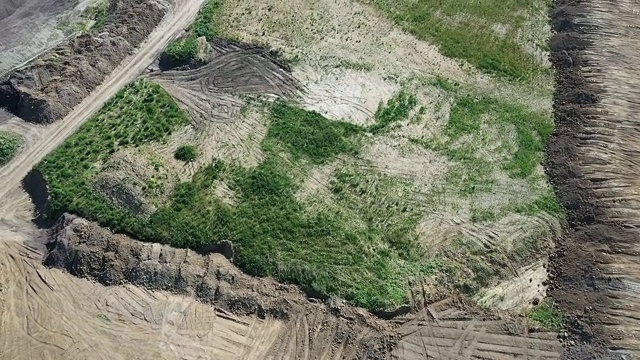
446,95 -> 553,179
175,145 -> 198,162
192,0 -> 224,40
368,90 -> 418,134
166,36 -> 199,62
38,79 -> 190,222
0,131 -> 22,166
471,207 -> 497,223
268,101 -> 362,164
514,188 -> 564,217
336,59 -> 374,72
529,303 -> 564,331
430,76 -> 460,93
371,0 -> 550,82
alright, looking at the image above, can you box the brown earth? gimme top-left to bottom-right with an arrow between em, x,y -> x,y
41,213 -> 564,359
0,0 -> 165,124
546,0 -> 640,358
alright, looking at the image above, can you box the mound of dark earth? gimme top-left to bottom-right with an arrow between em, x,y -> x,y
0,0 -> 165,124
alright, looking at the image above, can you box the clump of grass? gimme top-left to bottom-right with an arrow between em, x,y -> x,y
369,90 -> 418,134
529,304 -> 564,331
268,102 -> 362,164
175,145 -> 198,162
0,131 -> 22,166
514,188 -> 564,217
430,76 -> 460,93
192,0 -> 223,41
90,1 -> 111,30
371,0 -> 550,82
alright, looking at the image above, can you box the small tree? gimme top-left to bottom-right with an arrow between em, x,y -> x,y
175,145 -> 198,162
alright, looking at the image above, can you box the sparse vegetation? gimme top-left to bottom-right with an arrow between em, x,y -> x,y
0,131 -> 22,166
371,0 -> 550,82
165,0 -> 223,61
175,145 -> 198,162
529,304 -> 564,331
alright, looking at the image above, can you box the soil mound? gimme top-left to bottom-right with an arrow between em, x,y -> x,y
0,0 -> 166,124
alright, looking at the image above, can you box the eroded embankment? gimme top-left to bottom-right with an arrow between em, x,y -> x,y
547,0 -> 640,357
0,0 -> 166,124
43,214 -> 398,359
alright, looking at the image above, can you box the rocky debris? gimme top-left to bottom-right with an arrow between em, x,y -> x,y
0,0 -> 166,124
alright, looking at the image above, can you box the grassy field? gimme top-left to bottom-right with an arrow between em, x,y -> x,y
39,0 -> 563,311
0,131 -> 22,166
370,0 -> 550,82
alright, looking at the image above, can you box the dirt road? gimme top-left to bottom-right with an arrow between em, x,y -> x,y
0,0 -> 205,201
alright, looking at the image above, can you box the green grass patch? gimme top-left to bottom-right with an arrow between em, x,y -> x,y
446,95 -> 553,179
165,0 -> 223,61
0,131 -> 22,166
370,0 -> 549,82
166,36 -> 199,62
175,145 -> 198,162
529,304 -> 564,331
369,90 -> 418,134
37,79 -> 190,222
40,96 -> 433,311
514,188 -> 564,217
268,102 -> 362,164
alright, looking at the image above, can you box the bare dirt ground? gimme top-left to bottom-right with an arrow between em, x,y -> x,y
547,0 -> 640,357
0,0 -> 87,77
0,0 -> 167,123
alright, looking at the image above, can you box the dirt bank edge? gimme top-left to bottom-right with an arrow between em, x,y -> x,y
546,0 -> 625,357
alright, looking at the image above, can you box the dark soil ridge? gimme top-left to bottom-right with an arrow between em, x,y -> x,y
546,0 -> 629,358
0,0 -> 165,124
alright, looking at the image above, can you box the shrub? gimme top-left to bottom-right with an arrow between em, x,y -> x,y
174,145 -> 198,162
0,131 -> 22,166
166,36 -> 198,61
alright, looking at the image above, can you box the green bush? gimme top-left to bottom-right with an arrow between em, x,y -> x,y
166,36 -> 199,61
529,304 -> 564,331
0,131 -> 22,166
175,145 -> 198,162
